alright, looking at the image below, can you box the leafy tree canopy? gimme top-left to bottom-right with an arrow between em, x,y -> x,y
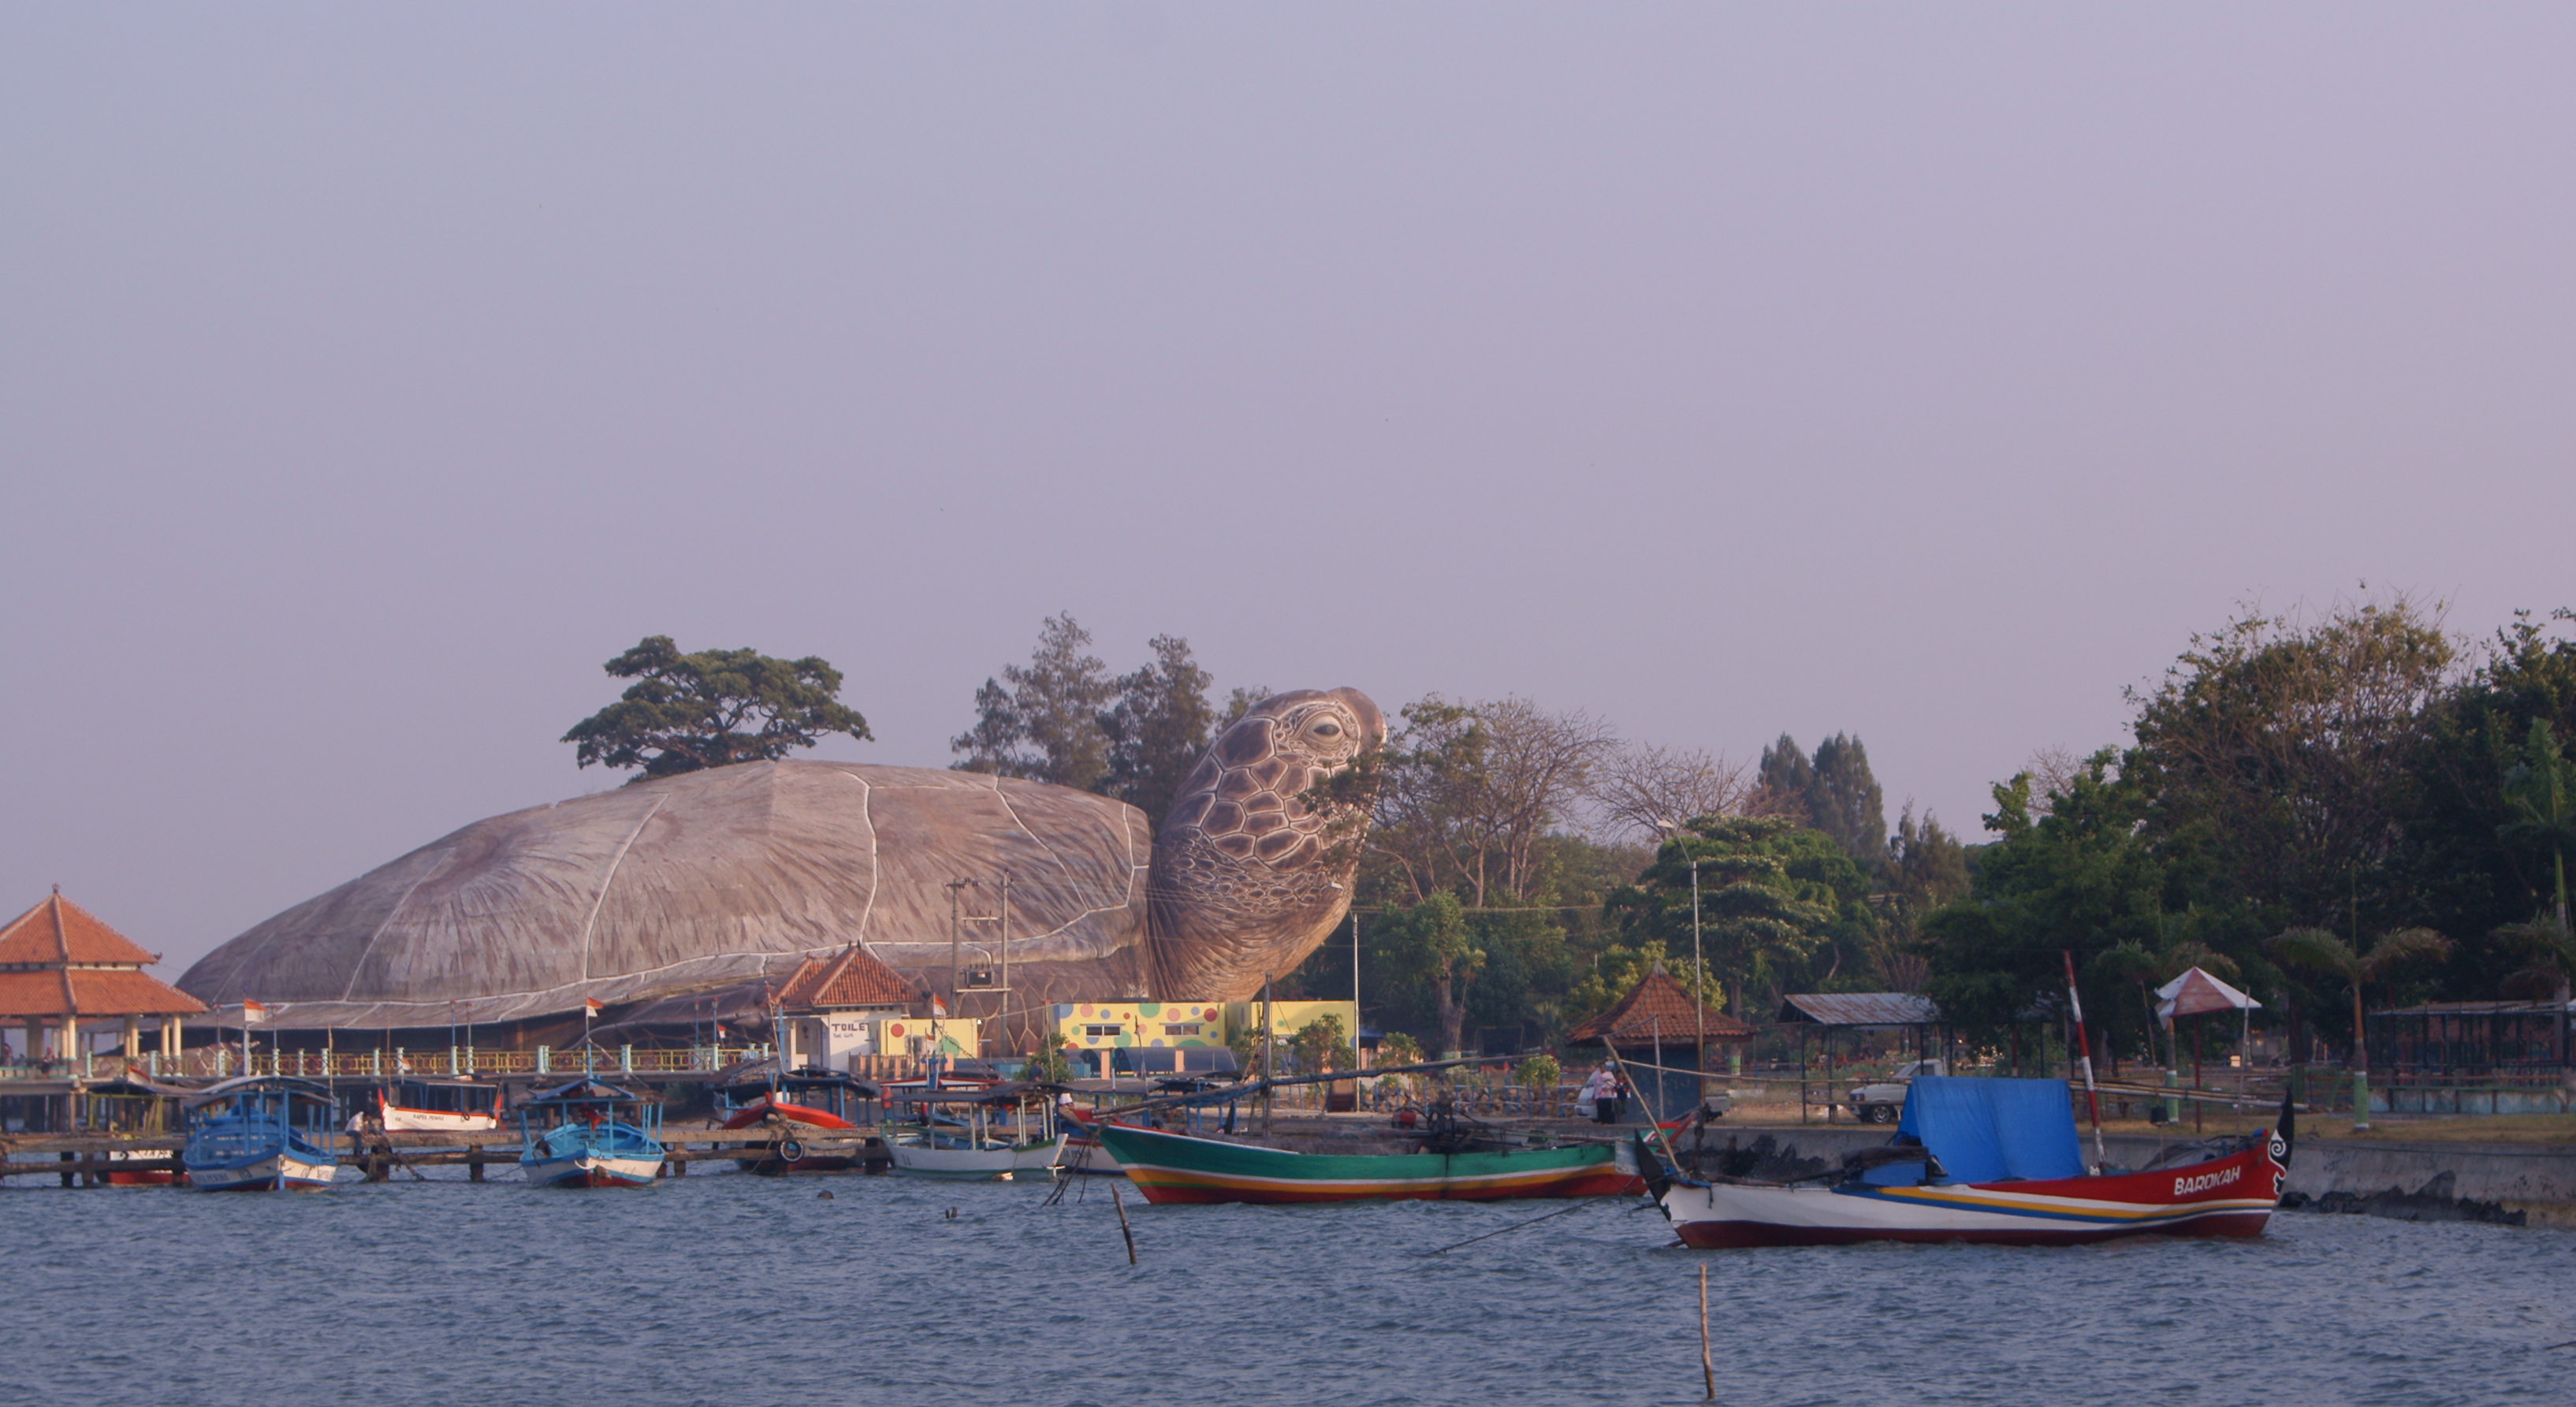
1604,814 -> 1874,1018
950,615 -> 1229,832
562,636 -> 870,782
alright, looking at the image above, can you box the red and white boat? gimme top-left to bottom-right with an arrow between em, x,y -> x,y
374,1080 -> 504,1133
1647,1077 -> 2291,1249
719,1069 -> 884,1174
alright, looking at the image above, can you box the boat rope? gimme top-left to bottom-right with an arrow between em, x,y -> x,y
1424,1198 -> 1599,1256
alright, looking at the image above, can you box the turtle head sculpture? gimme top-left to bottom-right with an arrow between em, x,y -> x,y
1148,687 -> 1385,999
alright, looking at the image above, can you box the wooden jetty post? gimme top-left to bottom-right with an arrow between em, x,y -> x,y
1699,1262 -> 1714,1401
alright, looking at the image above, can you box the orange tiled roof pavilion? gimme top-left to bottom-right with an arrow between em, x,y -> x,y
0,888 -> 206,1063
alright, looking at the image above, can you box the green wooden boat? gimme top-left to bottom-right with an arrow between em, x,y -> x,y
1093,1122 -> 1644,1204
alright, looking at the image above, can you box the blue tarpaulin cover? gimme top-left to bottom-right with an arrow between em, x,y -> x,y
1896,1077 -> 2083,1184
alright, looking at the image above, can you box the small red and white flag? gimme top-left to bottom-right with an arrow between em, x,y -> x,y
583,997 -> 604,1017
929,996 -> 947,1018
242,999 -> 269,1025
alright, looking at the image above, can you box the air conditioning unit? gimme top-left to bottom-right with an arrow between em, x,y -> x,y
960,967 -> 996,989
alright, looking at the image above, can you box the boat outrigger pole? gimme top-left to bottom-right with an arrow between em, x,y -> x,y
2061,949 -> 2107,1171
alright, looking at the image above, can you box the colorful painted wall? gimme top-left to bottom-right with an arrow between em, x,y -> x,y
1050,1000 -> 1226,1054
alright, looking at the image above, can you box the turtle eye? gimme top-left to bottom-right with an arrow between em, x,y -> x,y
1310,720 -> 1342,738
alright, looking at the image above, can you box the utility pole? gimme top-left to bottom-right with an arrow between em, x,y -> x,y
997,870 -> 1012,1054
944,878 -> 975,1011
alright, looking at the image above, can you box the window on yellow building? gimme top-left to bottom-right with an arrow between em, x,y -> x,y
1081,1024 -> 1122,1038
1163,1023 -> 1201,1036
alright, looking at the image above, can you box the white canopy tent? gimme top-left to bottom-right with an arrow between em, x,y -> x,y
2157,966 -> 2261,1097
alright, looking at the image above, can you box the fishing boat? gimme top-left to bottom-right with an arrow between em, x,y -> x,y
1644,1076 -> 2292,1248
718,1066 -> 886,1174
181,1077 -> 342,1192
72,1076 -> 189,1185
373,1078 -> 504,1133
1093,1120 -> 1644,1204
883,1085 -> 1067,1180
516,1078 -> 666,1188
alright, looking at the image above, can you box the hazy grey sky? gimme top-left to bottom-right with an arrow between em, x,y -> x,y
7,5 -> 2572,973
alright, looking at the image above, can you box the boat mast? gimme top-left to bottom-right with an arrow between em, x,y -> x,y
2060,950 -> 2107,1171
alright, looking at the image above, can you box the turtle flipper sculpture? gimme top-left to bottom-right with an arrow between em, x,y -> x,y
179,688 -> 1384,1035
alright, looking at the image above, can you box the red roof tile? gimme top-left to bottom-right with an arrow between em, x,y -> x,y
0,891 -> 163,967
775,944 -> 918,1010
1567,968 -> 1755,1047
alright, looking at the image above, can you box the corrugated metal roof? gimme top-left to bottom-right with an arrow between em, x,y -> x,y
1776,992 -> 1940,1027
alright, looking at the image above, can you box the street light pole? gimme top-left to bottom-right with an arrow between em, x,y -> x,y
1689,845 -> 1706,1104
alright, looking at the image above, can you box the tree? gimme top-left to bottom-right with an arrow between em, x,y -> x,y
1809,734 -> 1889,864
950,613 -> 1115,788
1757,735 -> 1816,821
1357,696 -> 1614,907
2500,717 -> 2576,940
1586,743 -> 1767,841
1100,635 -> 1217,832
1756,733 -> 1888,863
1378,892 -> 1484,1057
1290,1013 -> 1355,1074
2271,926 -> 2452,1070
1920,753 -> 2186,1053
561,636 -> 870,782
1605,814 -> 1870,1018
2128,594 -> 2457,932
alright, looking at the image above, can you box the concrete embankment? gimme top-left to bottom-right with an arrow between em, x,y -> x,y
1686,1122 -> 2576,1230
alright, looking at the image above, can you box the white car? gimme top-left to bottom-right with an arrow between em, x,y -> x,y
1846,1059 -> 1945,1123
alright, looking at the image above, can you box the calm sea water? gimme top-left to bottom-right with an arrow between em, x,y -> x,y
5,1166 -> 2569,1405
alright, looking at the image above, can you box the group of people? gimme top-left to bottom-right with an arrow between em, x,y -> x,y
1576,1063 -> 1629,1125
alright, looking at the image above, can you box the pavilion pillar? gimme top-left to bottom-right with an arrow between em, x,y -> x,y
20,1019 -> 35,1065
122,1016 -> 140,1059
61,1014 -> 77,1064
162,1018 -> 180,1057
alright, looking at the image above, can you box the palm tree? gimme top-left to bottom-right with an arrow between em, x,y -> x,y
2497,720 -> 2576,1001
2271,927 -> 2452,1072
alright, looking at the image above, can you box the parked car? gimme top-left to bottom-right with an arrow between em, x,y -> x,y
1845,1059 -> 1945,1123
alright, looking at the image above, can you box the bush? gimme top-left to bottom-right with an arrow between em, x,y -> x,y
1513,1054 -> 1562,1089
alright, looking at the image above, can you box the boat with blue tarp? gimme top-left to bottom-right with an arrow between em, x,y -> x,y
517,1078 -> 665,1188
1646,1076 -> 2292,1247
181,1076 -> 342,1192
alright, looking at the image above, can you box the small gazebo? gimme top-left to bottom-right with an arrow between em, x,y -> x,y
0,888 -> 207,1073
1568,966 -> 1755,1122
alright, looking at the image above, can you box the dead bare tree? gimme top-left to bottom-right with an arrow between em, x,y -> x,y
1585,743 -> 1762,841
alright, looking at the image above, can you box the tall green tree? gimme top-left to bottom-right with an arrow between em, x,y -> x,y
1921,752 -> 2193,1054
562,636 -> 870,782
1758,734 -> 1816,821
1605,814 -> 1872,1018
1376,892 -> 1485,1057
1099,635 -> 1217,832
950,613 -> 1115,788
1809,734 -> 1889,863
2127,594 -> 2455,933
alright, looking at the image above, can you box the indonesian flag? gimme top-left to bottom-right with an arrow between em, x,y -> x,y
242,999 -> 268,1025
583,997 -> 604,1017
929,996 -> 947,1018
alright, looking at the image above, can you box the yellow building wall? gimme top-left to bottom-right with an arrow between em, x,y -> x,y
1052,1000 -> 1227,1052
1223,999 -> 1361,1047
870,1014 -> 979,1059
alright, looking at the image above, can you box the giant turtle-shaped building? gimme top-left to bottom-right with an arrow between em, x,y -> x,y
177,690 -> 1383,1040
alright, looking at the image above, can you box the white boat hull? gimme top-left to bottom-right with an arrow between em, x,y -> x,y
888,1133 -> 1068,1180
188,1151 -> 337,1193
380,1104 -> 501,1133
523,1152 -> 663,1189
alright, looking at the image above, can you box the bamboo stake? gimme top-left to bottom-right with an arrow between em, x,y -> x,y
1111,1181 -> 1137,1265
1699,1262 -> 1715,1401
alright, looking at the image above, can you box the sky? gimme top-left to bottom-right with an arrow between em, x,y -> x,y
6,4 -> 2573,976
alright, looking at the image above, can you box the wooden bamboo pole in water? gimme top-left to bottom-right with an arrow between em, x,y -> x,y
1699,1262 -> 1714,1401
1111,1181 -> 1137,1265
